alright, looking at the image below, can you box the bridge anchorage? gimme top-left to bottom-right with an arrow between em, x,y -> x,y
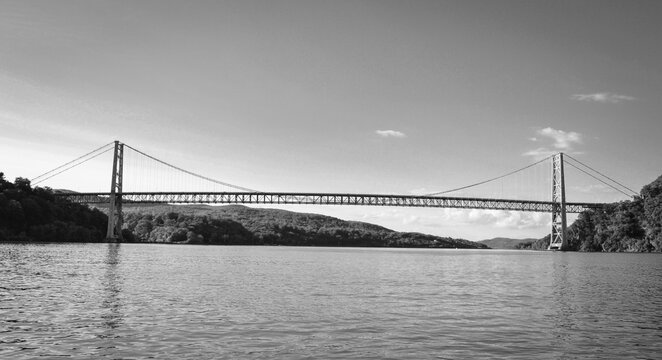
92,141 -> 592,250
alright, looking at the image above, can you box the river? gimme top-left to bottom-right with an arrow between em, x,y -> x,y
1,243 -> 660,359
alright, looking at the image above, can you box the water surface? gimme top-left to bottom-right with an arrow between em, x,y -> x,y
1,243 -> 660,359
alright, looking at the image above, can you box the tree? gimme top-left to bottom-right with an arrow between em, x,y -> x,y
134,219 -> 153,241
6,199 -> 25,231
14,177 -> 32,193
0,172 -> 13,191
1,170 -> 107,242
641,175 -> 662,251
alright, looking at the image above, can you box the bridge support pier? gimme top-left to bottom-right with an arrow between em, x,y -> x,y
106,141 -> 124,242
549,153 -> 567,250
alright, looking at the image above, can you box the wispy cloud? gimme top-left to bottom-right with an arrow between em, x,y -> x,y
523,127 -> 583,159
538,127 -> 582,150
375,129 -> 406,138
570,184 -> 616,194
523,147 -> 557,160
571,92 -> 635,103
443,209 -> 549,230
360,208 -> 548,232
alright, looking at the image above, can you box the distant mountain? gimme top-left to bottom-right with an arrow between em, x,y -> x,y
118,204 -> 489,249
478,237 -> 538,249
52,189 -> 78,194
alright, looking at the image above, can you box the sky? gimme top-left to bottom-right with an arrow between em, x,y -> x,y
1,0 -> 661,240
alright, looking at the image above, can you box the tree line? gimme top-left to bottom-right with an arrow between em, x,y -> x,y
0,173 -> 107,242
517,174 -> 662,252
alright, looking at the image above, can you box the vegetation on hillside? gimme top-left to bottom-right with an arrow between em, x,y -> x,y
478,237 -> 538,249
516,174 -> 662,252
0,173 -> 107,242
120,205 -> 488,249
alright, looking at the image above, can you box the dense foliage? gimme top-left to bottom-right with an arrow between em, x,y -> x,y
121,205 -> 488,249
516,174 -> 662,252
0,172 -> 107,242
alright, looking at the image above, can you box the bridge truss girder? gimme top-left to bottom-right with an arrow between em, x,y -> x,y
58,192 -> 601,214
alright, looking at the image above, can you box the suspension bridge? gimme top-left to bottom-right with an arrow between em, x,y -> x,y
31,141 -> 638,250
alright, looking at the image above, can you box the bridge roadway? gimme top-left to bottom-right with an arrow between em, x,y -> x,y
56,192 -> 604,213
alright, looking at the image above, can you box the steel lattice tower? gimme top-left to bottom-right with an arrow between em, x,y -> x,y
106,141 -> 124,241
549,153 -> 567,250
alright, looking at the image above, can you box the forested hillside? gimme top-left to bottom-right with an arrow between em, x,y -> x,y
517,174 -> 662,252
478,237 -> 538,249
120,204 -> 488,249
0,173 -> 107,242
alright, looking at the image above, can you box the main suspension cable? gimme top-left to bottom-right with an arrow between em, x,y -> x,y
32,147 -> 114,186
564,154 -> 638,196
31,142 -> 115,183
426,155 -> 552,196
564,159 -> 636,198
124,144 -> 260,193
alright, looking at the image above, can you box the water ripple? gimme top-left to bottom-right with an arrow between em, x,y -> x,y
1,244 -> 660,359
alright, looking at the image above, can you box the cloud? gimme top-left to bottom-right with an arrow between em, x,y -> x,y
538,127 -> 582,150
493,211 -> 549,229
571,92 -> 635,103
360,208 -> 548,231
570,184 -> 616,194
375,129 -> 406,138
523,127 -> 583,160
522,147 -> 557,160
449,209 -> 548,230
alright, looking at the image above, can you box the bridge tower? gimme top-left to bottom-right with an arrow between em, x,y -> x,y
106,140 -> 124,241
549,153 -> 567,250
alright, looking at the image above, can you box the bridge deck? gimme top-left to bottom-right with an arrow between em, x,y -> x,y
56,192 -> 604,213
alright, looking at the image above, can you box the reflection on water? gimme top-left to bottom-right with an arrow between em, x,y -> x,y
101,243 -> 123,334
550,256 -> 578,355
94,243 -> 124,357
1,244 -> 660,359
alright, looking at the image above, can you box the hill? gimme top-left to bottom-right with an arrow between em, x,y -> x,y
0,173 -> 107,242
118,204 -> 489,249
478,237 -> 538,249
